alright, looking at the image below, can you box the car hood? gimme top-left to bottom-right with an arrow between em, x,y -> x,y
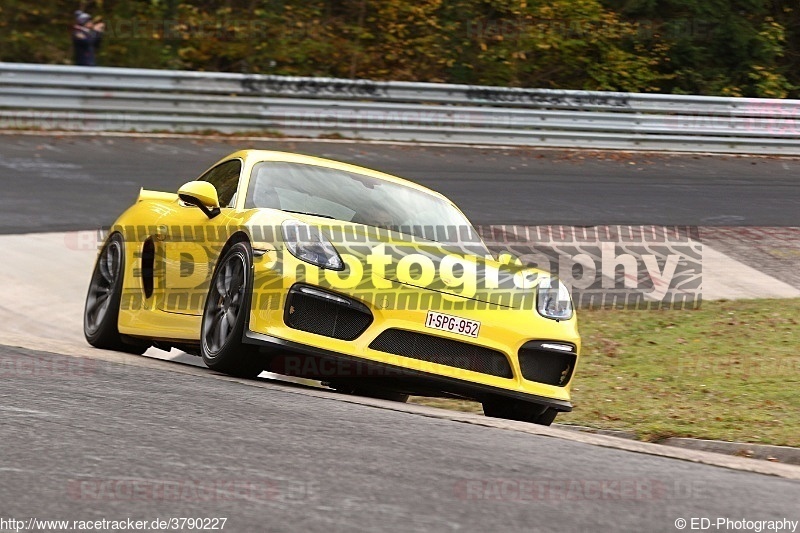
249,211 -> 550,308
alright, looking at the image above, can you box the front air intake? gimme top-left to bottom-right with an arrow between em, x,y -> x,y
518,341 -> 577,386
284,285 -> 372,341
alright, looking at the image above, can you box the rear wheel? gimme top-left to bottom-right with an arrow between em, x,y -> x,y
482,398 -> 559,426
84,233 -> 148,354
201,242 -> 263,378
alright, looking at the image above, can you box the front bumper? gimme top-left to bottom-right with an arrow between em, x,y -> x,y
243,329 -> 574,411
247,253 -> 580,410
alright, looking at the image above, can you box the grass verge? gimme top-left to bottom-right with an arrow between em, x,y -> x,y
410,299 -> 800,447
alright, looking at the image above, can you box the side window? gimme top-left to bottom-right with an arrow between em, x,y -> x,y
198,160 -> 242,208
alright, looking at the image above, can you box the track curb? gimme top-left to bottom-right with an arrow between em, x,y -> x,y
555,424 -> 800,466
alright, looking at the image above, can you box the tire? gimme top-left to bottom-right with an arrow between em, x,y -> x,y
201,241 -> 263,378
482,398 -> 559,426
84,233 -> 148,354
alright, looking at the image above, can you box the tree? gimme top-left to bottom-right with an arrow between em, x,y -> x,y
0,0 -> 797,97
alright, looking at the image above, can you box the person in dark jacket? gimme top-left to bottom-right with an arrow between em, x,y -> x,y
72,11 -> 104,66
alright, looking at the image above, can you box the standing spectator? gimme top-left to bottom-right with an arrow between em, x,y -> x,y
72,10 -> 105,66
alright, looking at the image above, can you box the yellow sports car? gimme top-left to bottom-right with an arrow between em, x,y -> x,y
84,150 -> 580,425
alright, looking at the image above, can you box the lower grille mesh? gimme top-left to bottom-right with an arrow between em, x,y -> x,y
369,329 -> 513,378
284,286 -> 372,341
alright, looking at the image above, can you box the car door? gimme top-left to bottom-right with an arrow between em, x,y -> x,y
159,159 -> 243,315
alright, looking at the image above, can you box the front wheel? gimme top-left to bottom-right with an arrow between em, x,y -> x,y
482,398 -> 559,426
84,233 -> 148,354
201,242 -> 263,378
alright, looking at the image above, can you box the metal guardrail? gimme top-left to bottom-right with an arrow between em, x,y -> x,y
1,62 -> 800,154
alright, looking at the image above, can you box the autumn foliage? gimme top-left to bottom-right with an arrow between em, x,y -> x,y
1,0 -> 798,97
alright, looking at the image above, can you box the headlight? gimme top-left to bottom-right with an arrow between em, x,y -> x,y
537,278 -> 573,321
281,220 -> 344,271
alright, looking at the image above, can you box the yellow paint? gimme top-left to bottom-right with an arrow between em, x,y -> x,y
106,150 -> 580,402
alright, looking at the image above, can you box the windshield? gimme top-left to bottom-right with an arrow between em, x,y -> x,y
246,161 -> 489,254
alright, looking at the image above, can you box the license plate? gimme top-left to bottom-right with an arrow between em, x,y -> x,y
424,311 -> 480,338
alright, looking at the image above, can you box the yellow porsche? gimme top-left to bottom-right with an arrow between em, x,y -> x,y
84,150 -> 580,425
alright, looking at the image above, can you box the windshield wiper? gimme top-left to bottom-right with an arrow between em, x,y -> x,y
280,209 -> 336,219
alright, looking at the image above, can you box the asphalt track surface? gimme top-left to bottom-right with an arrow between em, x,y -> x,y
1,133 -> 799,531
2,345 -> 799,533
1,133 -> 800,234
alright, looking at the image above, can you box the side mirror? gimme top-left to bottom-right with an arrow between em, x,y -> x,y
178,181 -> 221,219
